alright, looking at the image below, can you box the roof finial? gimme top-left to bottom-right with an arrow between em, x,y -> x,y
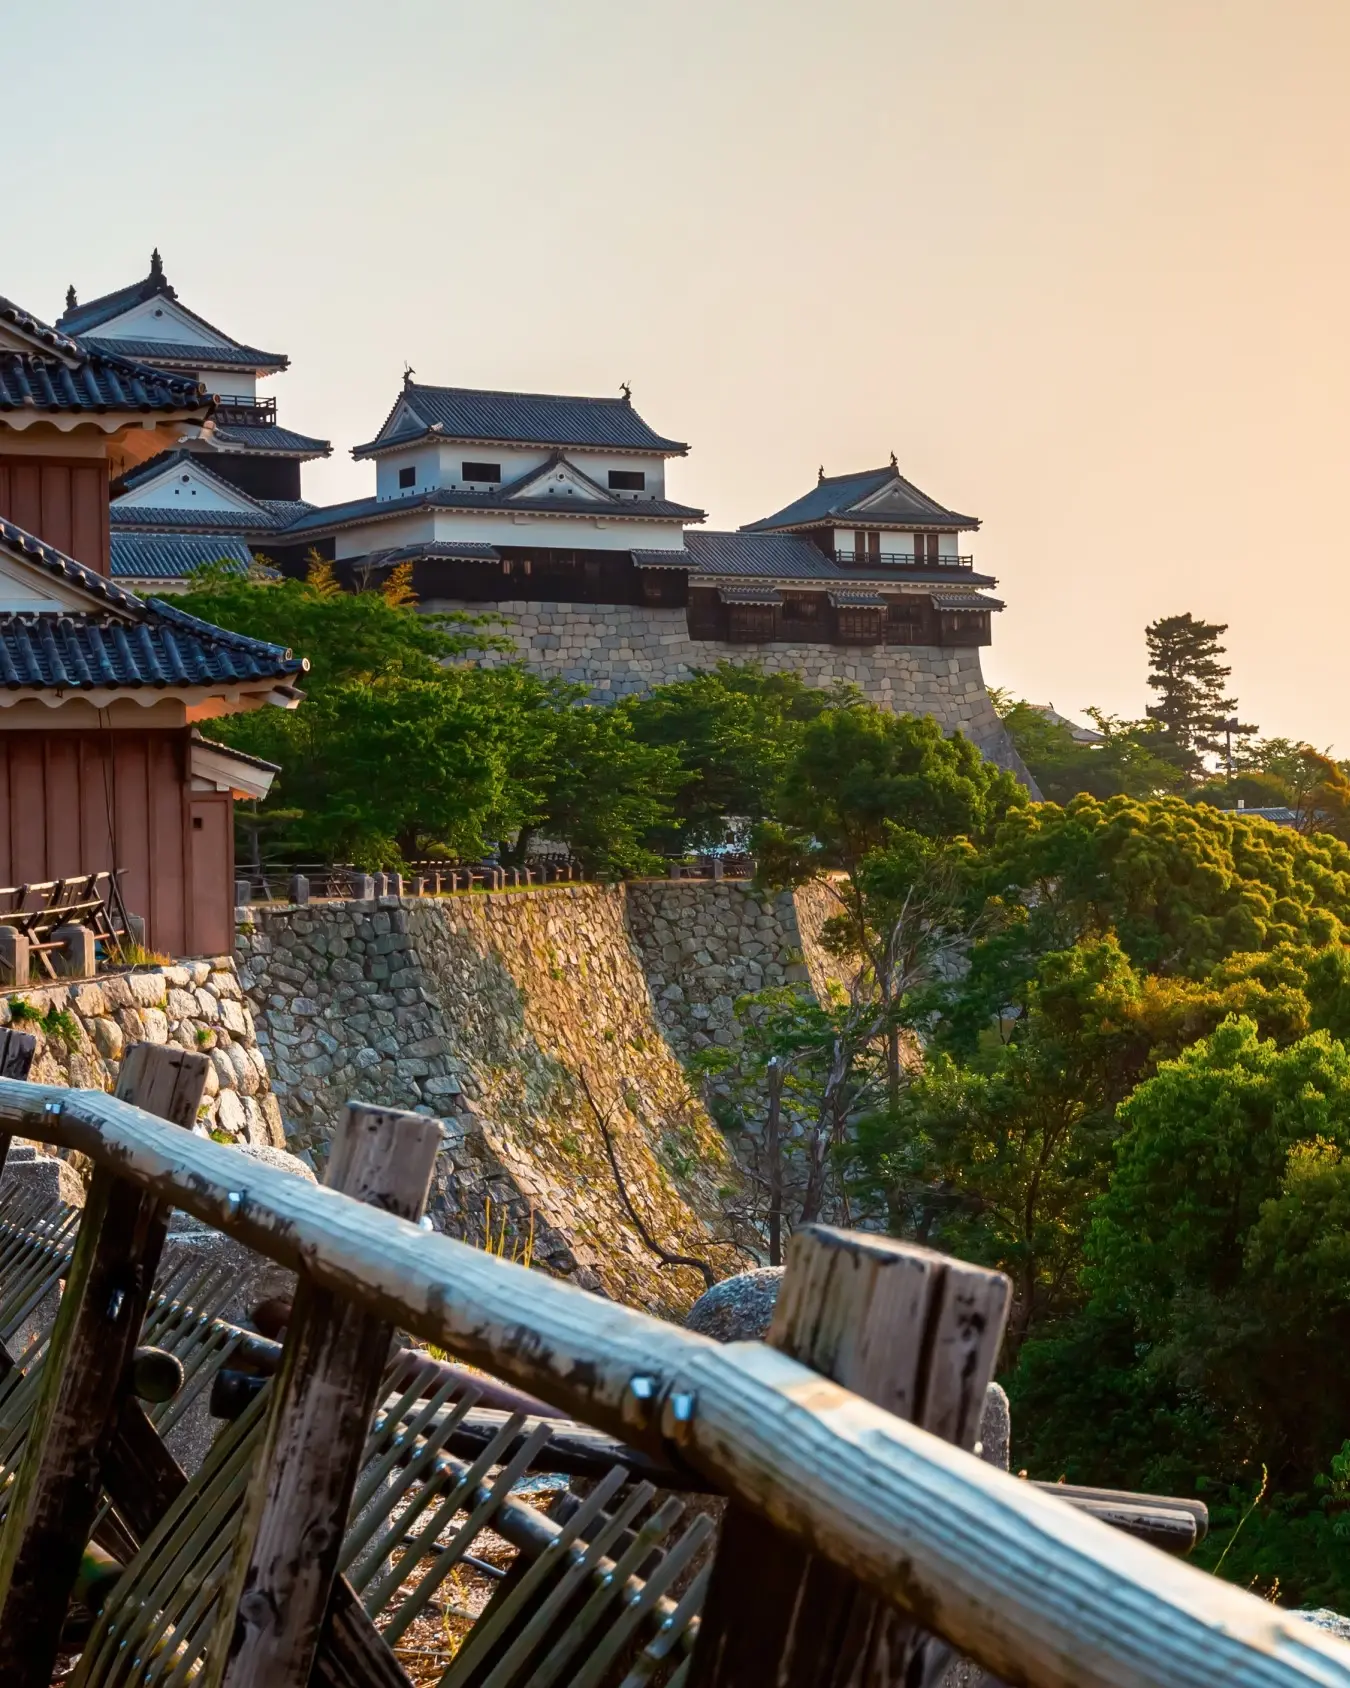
619,380 -> 631,402
889,450 -> 898,470
817,464 -> 824,483
149,248 -> 164,280
65,285 -> 77,311
403,362 -> 415,386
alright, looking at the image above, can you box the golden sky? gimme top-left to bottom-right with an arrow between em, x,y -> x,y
11,0 -> 1350,745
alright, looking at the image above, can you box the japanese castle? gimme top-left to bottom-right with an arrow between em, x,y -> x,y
31,251 -> 1023,780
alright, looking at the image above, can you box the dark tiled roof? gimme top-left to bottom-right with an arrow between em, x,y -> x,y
57,253 -> 288,368
0,518 -> 305,692
630,548 -> 691,569
256,499 -> 315,525
111,533 -> 254,580
81,338 -> 287,372
280,484 -> 703,538
353,382 -> 687,457
0,297 -> 86,359
930,591 -> 1004,611
0,517 -> 144,612
718,585 -> 782,606
210,423 -> 331,456
110,506 -> 289,535
744,467 -> 978,533
191,732 -> 281,775
362,541 -> 502,565
0,298 -> 208,416
684,532 -> 839,580
828,589 -> 887,608
0,605 -> 302,692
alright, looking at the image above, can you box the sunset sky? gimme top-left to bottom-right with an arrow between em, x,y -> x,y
11,1 -> 1350,747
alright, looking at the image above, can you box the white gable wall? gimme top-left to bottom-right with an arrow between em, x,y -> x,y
113,461 -> 262,514
333,508 -> 685,560
90,295 -> 234,350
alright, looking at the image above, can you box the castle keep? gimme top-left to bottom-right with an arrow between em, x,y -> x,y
67,254 -> 1022,775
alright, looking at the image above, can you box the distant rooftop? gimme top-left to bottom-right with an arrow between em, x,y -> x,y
743,464 -> 979,534
353,381 -> 688,458
57,250 -> 288,373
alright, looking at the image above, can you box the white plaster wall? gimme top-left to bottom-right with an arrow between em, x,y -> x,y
205,371 -> 258,402
334,511 -> 437,559
374,443 -> 669,501
428,510 -> 685,550
114,463 -> 259,512
92,296 -> 232,348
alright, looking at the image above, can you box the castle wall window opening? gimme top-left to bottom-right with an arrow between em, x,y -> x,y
462,462 -> 502,483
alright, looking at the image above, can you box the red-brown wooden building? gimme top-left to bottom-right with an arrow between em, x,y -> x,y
0,294 -> 305,956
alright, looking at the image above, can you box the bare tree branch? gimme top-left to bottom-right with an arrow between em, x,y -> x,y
575,1068 -> 719,1292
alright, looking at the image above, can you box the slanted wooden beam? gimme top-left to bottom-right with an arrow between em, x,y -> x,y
0,1044 -> 208,1688
207,1103 -> 441,1688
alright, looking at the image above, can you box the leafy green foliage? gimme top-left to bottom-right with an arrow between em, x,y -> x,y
755,704 -> 1024,883
176,564 -> 682,870
999,702 -> 1184,804
626,662 -> 846,848
1145,612 -> 1244,774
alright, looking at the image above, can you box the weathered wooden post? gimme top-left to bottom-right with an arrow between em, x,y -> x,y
0,1043 -> 209,1687
688,1227 -> 1011,1687
206,1102 -> 442,1688
0,928 -> 29,988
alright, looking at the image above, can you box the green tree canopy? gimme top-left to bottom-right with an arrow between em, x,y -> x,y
1144,612 -> 1246,776
757,705 -> 1024,883
627,662 -> 846,849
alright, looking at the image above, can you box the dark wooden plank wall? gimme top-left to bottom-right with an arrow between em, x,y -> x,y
0,458 -> 110,576
0,730 -> 229,957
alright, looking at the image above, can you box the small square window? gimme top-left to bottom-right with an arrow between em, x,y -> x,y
398,466 -> 416,489
462,461 -> 502,482
608,469 -> 645,491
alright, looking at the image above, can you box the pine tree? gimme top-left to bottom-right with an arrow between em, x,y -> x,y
1144,613 -> 1248,775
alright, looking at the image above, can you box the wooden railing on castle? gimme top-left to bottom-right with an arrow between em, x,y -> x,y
0,1042 -> 1344,1686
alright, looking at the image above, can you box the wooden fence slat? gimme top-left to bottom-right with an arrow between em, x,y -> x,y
207,1102 -> 442,1688
688,1227 -> 1010,1688
0,1043 -> 207,1688
6,1082 -> 1350,1688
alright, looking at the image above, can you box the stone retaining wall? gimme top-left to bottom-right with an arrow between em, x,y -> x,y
237,887 -> 746,1315
423,599 -> 1032,782
623,880 -> 845,1057
0,958 -> 284,1146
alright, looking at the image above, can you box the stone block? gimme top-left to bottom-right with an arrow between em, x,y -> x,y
51,924 -> 97,980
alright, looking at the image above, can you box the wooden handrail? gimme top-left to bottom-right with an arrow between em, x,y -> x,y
1,1077 -> 1348,1688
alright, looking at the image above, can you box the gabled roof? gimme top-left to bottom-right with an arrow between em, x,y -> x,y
114,448 -> 267,508
352,382 -> 687,458
278,483 -> 703,539
110,455 -> 312,536
0,518 -> 306,693
743,466 -> 979,533
0,296 -> 209,418
56,251 -> 287,371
